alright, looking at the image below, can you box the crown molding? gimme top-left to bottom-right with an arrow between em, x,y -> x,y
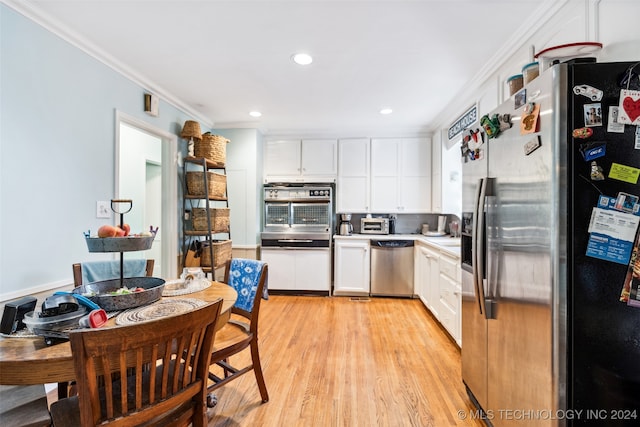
2,0 -> 215,128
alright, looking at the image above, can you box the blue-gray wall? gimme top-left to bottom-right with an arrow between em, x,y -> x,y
0,5 -> 200,298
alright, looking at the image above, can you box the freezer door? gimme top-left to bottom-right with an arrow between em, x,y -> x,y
461,105 -> 489,412
485,66 -> 565,426
461,268 -> 488,409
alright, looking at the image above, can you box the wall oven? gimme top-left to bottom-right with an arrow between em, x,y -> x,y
261,184 -> 333,294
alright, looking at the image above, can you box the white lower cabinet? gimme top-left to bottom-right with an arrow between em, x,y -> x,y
261,248 -> 331,292
415,243 -> 440,317
415,241 -> 461,346
333,239 -> 370,295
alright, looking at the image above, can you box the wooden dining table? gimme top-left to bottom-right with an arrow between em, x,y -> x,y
0,281 -> 237,387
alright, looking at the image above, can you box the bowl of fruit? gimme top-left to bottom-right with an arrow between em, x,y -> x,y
84,225 -> 157,253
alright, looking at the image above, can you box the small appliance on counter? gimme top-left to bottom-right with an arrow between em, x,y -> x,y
360,217 -> 389,234
339,214 -> 353,236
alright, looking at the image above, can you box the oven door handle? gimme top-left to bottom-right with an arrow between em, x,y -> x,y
277,239 -> 314,243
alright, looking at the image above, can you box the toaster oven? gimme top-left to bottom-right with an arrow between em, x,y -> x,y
360,217 -> 389,234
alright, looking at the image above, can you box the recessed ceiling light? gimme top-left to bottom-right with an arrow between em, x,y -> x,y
292,53 -> 313,65
380,108 -> 393,115
249,111 -> 262,118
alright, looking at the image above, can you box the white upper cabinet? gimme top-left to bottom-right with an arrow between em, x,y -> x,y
370,137 -> 431,213
264,140 -> 301,178
264,139 -> 337,183
337,138 -> 370,213
300,139 -> 337,177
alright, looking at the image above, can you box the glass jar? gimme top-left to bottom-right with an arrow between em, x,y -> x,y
522,62 -> 540,84
507,74 -> 524,96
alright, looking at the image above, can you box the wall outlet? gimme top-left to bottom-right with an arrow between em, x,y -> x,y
96,201 -> 111,218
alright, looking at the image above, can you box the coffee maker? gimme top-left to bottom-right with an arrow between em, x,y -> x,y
339,214 -> 353,236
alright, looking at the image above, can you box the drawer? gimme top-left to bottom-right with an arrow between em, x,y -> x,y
439,253 -> 459,280
438,299 -> 456,336
440,274 -> 459,310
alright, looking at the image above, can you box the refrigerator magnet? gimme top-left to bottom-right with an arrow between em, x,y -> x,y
523,135 -> 541,156
615,192 -> 639,214
497,114 -> 512,132
514,89 -> 526,109
609,162 -> 640,184
480,114 -> 501,139
586,195 -> 640,265
620,231 -> 640,305
606,107 -> 626,133
520,103 -> 540,135
617,89 -> 640,125
572,127 -> 594,139
590,161 -> 605,181
579,141 -> 606,161
584,103 -> 603,127
573,84 -> 603,101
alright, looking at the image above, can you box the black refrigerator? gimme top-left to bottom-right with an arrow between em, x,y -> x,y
569,62 -> 640,425
461,60 -> 640,427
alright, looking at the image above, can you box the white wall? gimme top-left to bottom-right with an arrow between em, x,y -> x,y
437,0 -> 640,134
214,128 -> 264,248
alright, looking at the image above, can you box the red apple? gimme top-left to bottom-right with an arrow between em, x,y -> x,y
115,226 -> 126,237
97,225 -> 118,238
122,223 -> 130,236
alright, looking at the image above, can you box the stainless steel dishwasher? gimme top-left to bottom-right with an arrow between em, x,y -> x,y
370,239 -> 414,297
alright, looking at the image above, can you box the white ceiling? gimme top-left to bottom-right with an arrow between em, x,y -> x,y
16,0 -> 545,136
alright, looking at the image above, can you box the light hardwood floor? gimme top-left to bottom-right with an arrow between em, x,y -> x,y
206,295 -> 484,427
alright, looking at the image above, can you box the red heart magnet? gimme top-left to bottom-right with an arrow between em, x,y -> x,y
623,96 -> 640,122
618,89 -> 640,125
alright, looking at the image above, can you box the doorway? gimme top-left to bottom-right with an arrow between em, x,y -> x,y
115,111 -> 178,279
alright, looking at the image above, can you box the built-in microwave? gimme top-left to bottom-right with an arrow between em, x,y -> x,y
360,217 -> 389,234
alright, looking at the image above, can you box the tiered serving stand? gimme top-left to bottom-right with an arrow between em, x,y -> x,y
79,199 -> 164,311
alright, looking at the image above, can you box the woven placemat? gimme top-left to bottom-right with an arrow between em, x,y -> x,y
1,329 -> 38,338
162,278 -> 211,296
115,298 -> 207,325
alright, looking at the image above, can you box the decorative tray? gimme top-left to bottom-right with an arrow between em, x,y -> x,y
73,277 -> 165,311
85,235 -> 155,252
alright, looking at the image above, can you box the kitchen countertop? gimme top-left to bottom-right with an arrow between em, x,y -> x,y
333,233 -> 461,258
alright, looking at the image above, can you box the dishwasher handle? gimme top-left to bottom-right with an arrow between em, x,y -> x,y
371,240 -> 414,248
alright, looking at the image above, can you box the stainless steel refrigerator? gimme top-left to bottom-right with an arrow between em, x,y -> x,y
461,61 -> 640,427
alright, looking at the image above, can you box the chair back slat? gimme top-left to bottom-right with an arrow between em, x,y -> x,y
67,299 -> 222,426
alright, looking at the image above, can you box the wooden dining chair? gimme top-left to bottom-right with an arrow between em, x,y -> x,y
49,299 -> 223,427
207,258 -> 269,407
72,259 -> 155,286
59,259 -> 157,400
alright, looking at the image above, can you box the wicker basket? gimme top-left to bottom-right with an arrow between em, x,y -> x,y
186,172 -> 226,198
194,133 -> 229,166
192,208 -> 230,232
200,240 -> 232,268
